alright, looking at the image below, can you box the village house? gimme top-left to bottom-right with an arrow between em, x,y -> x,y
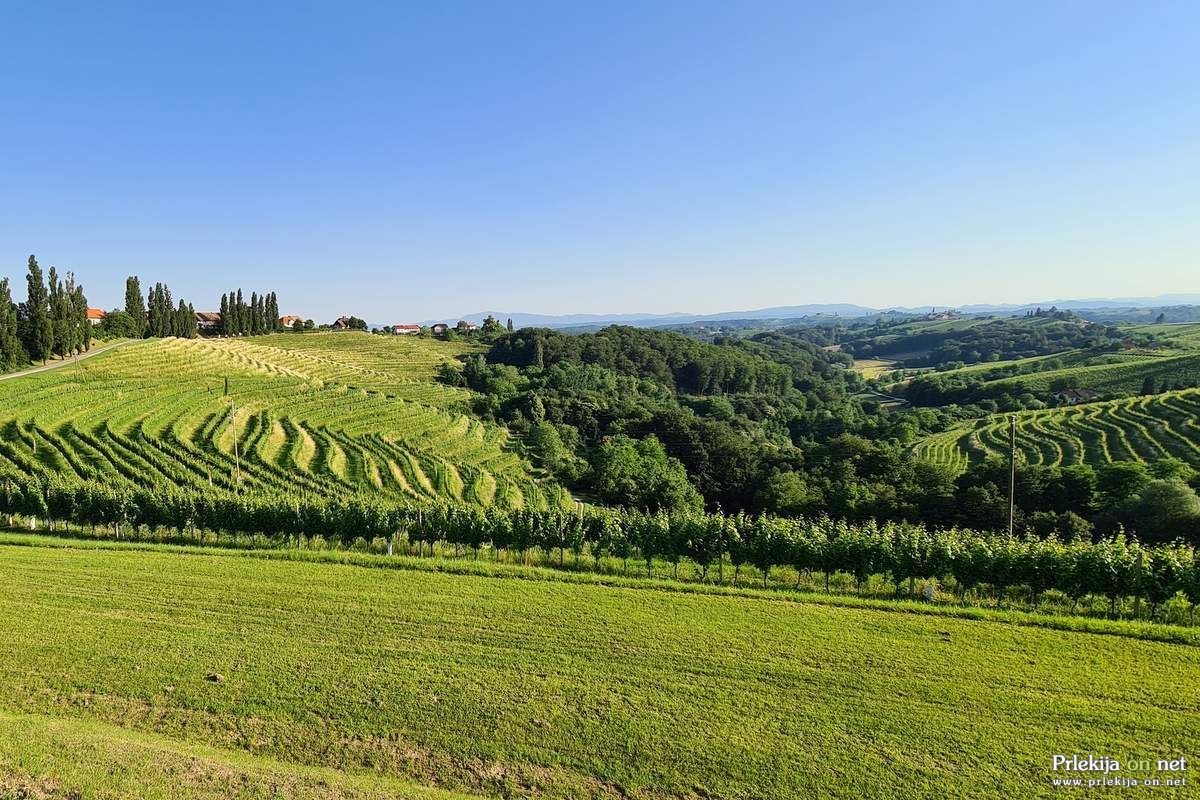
332,316 -> 350,330
430,323 -> 449,335
86,308 -> 106,326
279,315 -> 302,329
390,324 -> 421,335
195,311 -> 222,333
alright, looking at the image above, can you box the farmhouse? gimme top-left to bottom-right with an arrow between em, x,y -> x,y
390,324 -> 421,335
279,315 -> 302,329
430,323 -> 449,335
332,316 -> 350,330
86,308 -> 106,325
195,311 -> 222,333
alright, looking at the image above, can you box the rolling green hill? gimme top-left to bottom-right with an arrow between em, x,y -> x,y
1,537 -> 1195,799
0,333 -> 567,510
978,351 -> 1200,397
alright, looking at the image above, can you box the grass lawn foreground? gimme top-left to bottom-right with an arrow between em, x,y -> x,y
0,538 -> 1195,799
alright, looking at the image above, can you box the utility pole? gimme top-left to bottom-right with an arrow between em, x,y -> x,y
230,398 -> 242,491
1008,414 -> 1017,538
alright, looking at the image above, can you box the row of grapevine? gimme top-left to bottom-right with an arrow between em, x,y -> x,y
915,388 -> 1200,471
3,467 -> 1196,618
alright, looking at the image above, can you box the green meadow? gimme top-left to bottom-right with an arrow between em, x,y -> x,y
0,536 -> 1195,799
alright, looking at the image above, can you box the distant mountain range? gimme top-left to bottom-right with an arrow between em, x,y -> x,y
419,294 -> 1200,330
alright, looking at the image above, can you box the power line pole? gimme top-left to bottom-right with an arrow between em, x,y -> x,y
1008,414 -> 1017,538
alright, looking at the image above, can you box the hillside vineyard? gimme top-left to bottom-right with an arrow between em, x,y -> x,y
0,335 -> 567,511
914,390 -> 1200,471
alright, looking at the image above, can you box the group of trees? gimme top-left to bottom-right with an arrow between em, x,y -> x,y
96,276 -> 199,339
0,256 -> 92,368
146,281 -> 197,338
842,317 -> 1139,369
2,468 -> 1196,618
219,290 -> 281,336
446,326 -> 921,515
488,326 -> 799,394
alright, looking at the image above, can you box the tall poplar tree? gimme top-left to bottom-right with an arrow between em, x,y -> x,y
125,276 -> 146,337
0,277 -> 21,370
22,255 -> 52,363
265,292 -> 278,332
48,266 -> 73,359
70,277 -> 90,353
219,293 -> 229,336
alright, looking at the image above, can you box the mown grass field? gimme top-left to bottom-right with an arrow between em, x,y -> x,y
0,537 -> 1195,799
851,358 -> 896,379
0,333 -> 566,510
913,389 -> 1200,472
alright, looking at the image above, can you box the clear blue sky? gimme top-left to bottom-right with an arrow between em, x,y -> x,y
2,2 -> 1197,321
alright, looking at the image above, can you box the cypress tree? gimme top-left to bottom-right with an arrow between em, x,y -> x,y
235,289 -> 245,335
250,292 -> 260,334
219,293 -> 229,336
507,318 -> 514,332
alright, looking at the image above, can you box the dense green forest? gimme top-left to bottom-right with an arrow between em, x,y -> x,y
840,313 -> 1150,369
444,325 -> 1200,543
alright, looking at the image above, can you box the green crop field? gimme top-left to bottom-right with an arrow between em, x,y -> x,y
0,334 -> 567,511
0,536 -> 1195,799
913,389 -> 1200,471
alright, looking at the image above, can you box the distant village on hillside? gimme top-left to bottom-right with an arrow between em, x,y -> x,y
85,307 -> 505,339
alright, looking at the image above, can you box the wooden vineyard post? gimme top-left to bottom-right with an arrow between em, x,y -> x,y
231,400 -> 242,491
1008,414 -> 1017,539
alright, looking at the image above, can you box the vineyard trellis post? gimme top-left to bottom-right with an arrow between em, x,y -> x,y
1008,414 -> 1016,539
231,399 -> 242,491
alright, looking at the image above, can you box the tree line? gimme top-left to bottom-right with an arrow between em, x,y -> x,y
92,276 -> 201,339
96,279 -> 283,340
1,468 -> 1196,621
0,255 -> 91,369
219,289 -> 281,336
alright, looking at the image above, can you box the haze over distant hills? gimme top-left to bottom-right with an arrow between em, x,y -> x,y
421,293 -> 1200,330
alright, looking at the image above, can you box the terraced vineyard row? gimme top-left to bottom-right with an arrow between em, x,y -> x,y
913,389 -> 1200,470
981,350 -> 1200,396
0,335 -> 567,510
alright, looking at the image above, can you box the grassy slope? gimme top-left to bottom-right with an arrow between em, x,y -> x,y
0,713 -> 471,800
1,539 -> 1196,799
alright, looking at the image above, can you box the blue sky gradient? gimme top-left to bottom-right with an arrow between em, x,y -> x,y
2,2 -> 1197,321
